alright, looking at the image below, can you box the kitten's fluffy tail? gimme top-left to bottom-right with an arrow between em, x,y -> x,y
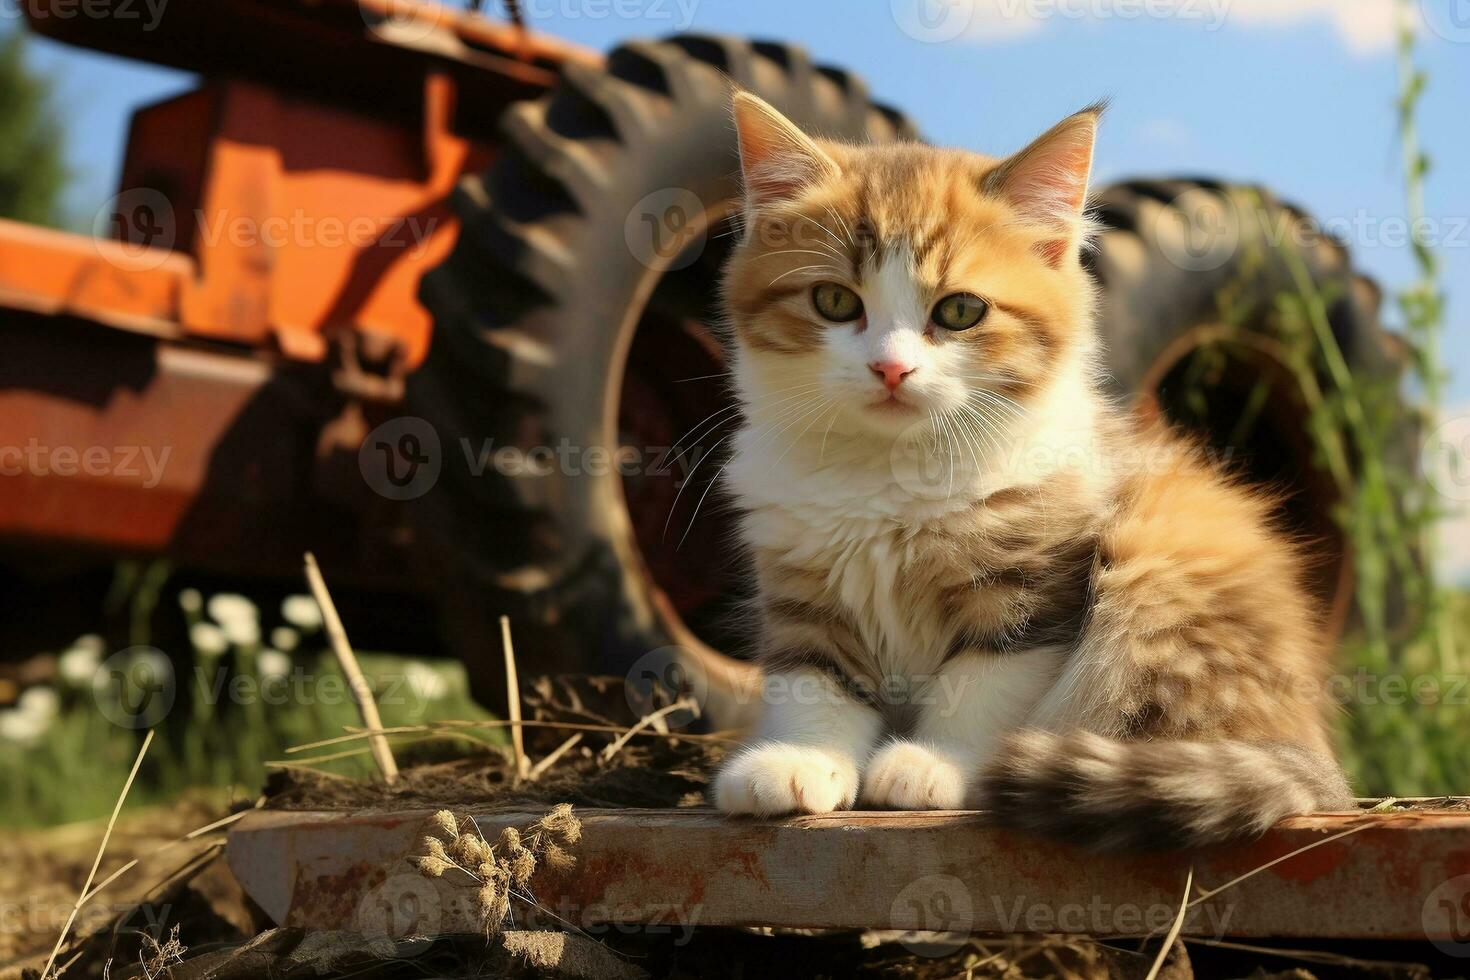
981,731 -> 1354,851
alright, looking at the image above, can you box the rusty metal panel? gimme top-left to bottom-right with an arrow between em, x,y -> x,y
0,324 -> 264,554
227,807 -> 1470,943
0,318 -> 422,587
0,219 -> 189,338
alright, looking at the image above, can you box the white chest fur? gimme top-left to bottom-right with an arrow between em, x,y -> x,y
727,424 -> 982,681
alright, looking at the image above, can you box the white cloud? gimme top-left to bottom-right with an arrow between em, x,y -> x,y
1135,117 -> 1196,150
914,0 -> 1403,55
1441,500 -> 1470,587
1221,0 -> 1396,55
1429,406 -> 1470,587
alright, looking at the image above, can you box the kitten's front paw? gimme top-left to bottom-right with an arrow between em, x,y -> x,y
714,744 -> 859,816
862,741 -> 968,809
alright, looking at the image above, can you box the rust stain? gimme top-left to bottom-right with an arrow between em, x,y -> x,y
1197,828 -> 1352,889
724,847 -> 770,890
290,861 -> 387,928
1370,830 -> 1433,891
1266,841 -> 1349,884
368,814 -> 418,831
534,839 -> 771,917
1443,848 -> 1470,881
984,828 -> 1078,881
550,850 -> 701,907
1134,858 -> 1195,894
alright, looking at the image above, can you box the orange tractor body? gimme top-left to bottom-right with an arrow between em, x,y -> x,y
0,0 -> 581,588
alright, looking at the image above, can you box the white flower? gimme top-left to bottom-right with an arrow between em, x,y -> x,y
207,593 -> 258,629
270,627 -> 300,652
18,686 -> 60,722
58,645 -> 102,688
90,648 -> 175,729
403,661 -> 448,702
123,648 -> 172,686
0,707 -> 47,745
281,595 -> 323,632
221,616 -> 260,648
190,623 -> 229,659
257,649 -> 292,681
178,588 -> 203,615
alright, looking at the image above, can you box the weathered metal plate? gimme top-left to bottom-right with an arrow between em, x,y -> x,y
228,807 -> 1470,944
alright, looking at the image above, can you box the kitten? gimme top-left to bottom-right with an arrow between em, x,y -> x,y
710,92 -> 1353,850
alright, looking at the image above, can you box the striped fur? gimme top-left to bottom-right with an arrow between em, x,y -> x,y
984,732 -> 1354,851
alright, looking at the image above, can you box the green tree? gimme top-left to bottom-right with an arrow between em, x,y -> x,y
0,30 -> 66,227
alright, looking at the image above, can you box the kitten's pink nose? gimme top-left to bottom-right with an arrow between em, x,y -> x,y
869,360 -> 916,391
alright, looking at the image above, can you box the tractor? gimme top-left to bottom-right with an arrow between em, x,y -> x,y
0,0 -> 1402,723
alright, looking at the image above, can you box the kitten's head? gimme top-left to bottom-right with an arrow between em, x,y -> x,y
722,93 -> 1103,440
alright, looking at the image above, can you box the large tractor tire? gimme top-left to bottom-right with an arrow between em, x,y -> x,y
1086,180 -> 1406,636
406,35 -> 916,721
409,38 -> 1402,721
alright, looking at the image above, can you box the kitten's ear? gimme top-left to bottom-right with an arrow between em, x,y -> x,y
985,103 -> 1103,266
732,90 -> 840,209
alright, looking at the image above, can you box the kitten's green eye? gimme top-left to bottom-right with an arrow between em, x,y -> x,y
811,282 -> 863,323
932,293 -> 989,331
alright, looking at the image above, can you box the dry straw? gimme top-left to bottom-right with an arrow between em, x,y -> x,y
305,551 -> 399,784
41,730 -> 154,980
500,615 -> 529,780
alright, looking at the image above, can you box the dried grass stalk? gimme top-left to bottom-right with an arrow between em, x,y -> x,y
412,805 -> 583,936
305,552 -> 398,784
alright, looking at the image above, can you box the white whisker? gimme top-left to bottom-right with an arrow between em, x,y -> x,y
667,383 -> 823,465
662,389 -> 823,536
678,395 -> 831,549
768,397 -> 836,471
768,264 -> 841,287
821,203 -> 856,249
756,247 -> 845,263
804,212 -> 850,255
819,402 -> 843,463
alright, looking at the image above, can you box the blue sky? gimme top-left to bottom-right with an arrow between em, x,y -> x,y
17,0 -> 1470,575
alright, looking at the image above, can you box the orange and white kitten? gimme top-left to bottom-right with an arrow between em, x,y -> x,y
711,92 -> 1352,849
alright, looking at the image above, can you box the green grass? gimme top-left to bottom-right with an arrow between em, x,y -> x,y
1334,5 -> 1464,798
1337,590 -> 1470,797
0,587 -> 499,828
